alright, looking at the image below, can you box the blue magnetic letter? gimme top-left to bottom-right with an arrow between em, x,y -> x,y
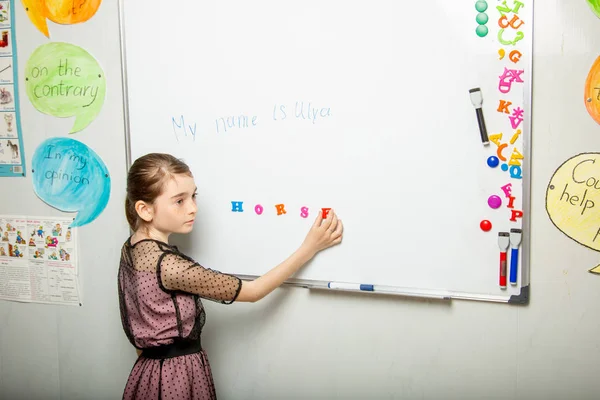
231,201 -> 244,212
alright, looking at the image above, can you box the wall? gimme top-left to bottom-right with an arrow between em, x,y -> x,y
0,1 -> 132,399
1,1 -> 600,399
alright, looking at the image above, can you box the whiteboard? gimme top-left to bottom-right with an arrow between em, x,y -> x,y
120,0 -> 533,303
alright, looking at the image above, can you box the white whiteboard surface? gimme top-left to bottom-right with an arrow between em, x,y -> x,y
121,1 -> 532,302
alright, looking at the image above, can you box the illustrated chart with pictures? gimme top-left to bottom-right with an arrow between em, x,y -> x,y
0,215 -> 80,306
0,0 -> 24,177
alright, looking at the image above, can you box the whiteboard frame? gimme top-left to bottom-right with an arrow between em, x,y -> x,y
117,0 -> 533,305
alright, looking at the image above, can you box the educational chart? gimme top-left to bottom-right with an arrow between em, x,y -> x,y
31,137 -> 111,227
0,215 -> 79,305
0,0 -> 26,177
123,0 -> 533,302
25,42 -> 106,133
21,0 -> 102,37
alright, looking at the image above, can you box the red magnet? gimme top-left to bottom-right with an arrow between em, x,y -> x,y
480,220 -> 492,231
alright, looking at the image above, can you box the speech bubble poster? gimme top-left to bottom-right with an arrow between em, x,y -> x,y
25,42 -> 105,133
31,137 -> 110,227
21,0 -> 102,37
546,153 -> 600,273
587,0 -> 600,19
585,56 -> 600,125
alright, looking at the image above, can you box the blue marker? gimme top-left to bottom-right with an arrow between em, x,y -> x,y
328,282 -> 374,291
509,228 -> 523,285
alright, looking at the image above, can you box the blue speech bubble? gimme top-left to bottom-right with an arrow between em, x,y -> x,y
32,137 -> 110,227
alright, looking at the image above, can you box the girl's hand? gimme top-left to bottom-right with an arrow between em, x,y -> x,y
236,209 -> 344,303
301,210 -> 343,256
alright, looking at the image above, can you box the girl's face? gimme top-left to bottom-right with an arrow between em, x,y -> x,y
144,173 -> 198,239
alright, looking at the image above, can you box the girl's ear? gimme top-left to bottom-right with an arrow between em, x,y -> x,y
135,200 -> 154,223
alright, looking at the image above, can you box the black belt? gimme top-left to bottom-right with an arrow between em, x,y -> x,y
141,339 -> 202,359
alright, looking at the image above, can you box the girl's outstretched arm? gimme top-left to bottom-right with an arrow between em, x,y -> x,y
236,210 -> 343,302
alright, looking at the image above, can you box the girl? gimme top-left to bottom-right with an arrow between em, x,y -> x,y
118,153 -> 343,400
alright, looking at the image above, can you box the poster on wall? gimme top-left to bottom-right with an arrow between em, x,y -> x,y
587,0 -> 600,19
0,0 -> 25,177
24,42 -> 106,133
31,137 -> 111,227
22,0 -> 102,38
585,56 -> 600,125
546,153 -> 600,275
0,214 -> 80,306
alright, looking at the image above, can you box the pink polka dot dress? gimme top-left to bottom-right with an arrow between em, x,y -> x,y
118,238 -> 242,400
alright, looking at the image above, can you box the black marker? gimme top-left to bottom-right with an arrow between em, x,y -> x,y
469,87 -> 489,146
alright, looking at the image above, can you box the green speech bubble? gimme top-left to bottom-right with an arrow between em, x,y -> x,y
588,0 -> 600,19
25,42 -> 106,133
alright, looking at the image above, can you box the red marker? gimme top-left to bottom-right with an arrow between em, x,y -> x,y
498,232 -> 510,289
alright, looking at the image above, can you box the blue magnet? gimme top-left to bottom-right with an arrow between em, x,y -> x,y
487,156 -> 499,168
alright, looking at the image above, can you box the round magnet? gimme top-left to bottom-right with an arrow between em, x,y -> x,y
487,156 -> 499,168
476,25 -> 489,37
488,195 -> 502,209
480,220 -> 492,231
475,1 -> 488,12
476,12 -> 488,25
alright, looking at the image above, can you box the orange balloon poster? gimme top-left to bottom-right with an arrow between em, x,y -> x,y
585,56 -> 600,125
21,0 -> 101,37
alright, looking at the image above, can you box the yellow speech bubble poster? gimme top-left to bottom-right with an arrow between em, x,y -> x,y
546,153 -> 600,251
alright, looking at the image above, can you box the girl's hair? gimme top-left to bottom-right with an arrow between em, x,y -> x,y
125,153 -> 192,231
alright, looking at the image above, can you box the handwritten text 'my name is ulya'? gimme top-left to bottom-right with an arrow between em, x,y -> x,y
172,101 -> 332,141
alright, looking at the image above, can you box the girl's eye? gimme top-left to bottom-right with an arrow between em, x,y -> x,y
192,192 -> 198,200
176,199 -> 183,205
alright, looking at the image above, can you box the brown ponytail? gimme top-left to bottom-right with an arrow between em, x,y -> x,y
125,153 -> 192,232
